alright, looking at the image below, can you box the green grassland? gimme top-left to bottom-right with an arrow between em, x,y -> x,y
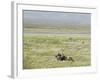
23,33 -> 91,69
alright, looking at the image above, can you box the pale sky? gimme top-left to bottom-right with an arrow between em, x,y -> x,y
23,10 -> 91,28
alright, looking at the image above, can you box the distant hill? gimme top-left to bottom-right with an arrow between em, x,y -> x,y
24,23 -> 90,34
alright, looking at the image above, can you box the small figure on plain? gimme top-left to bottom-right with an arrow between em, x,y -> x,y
67,56 -> 74,62
57,53 -> 62,57
60,53 -> 66,61
55,53 -> 62,60
55,52 -> 74,62
55,53 -> 66,61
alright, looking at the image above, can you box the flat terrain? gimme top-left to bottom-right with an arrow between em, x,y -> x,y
23,33 -> 91,69
23,11 -> 91,69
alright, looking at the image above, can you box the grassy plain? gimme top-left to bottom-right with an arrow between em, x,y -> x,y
23,33 -> 91,69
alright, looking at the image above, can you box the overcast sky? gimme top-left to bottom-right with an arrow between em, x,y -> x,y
23,10 -> 91,27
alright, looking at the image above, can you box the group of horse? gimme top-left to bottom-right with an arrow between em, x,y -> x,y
55,53 -> 74,62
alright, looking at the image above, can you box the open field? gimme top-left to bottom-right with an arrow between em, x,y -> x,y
23,34 -> 91,69
23,11 -> 91,69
